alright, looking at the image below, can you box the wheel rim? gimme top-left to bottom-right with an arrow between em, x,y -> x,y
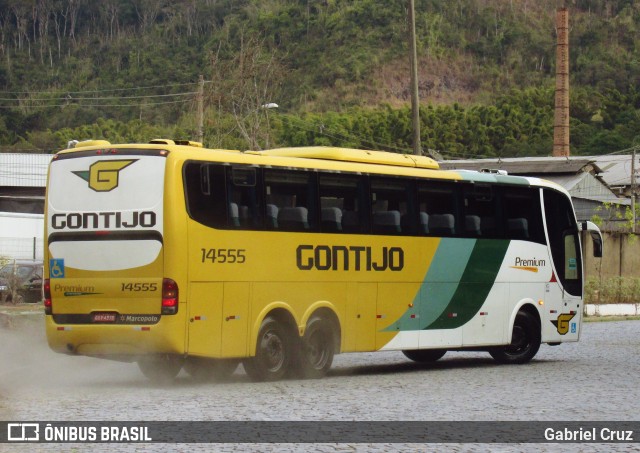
506,325 -> 530,355
261,330 -> 285,371
307,329 -> 329,369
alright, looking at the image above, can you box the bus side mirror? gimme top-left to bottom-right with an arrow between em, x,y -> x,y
582,221 -> 603,258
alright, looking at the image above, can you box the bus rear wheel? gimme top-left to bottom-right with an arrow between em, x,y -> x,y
184,357 -> 239,381
299,316 -> 335,379
243,317 -> 292,382
489,311 -> 541,364
137,354 -> 183,382
402,349 -> 447,363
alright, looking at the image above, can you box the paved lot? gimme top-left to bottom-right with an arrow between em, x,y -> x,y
0,315 -> 638,452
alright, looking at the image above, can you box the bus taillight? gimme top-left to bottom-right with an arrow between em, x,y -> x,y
44,278 -> 52,315
161,278 -> 178,315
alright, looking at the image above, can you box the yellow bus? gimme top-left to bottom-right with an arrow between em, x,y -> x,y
44,139 -> 603,381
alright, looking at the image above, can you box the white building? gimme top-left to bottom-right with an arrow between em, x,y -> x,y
0,153 -> 53,260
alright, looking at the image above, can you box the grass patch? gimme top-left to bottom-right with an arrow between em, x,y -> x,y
584,315 -> 640,322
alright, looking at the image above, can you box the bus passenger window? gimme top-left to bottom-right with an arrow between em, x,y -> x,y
229,166 -> 262,230
319,173 -> 367,234
462,184 -> 497,238
370,177 -> 414,235
264,169 -> 317,232
417,182 -> 457,237
184,162 -> 227,229
503,187 -> 545,244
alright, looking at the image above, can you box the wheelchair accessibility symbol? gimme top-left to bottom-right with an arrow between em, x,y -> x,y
50,259 -> 65,278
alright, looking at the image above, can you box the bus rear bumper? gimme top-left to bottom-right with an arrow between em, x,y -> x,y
45,316 -> 185,359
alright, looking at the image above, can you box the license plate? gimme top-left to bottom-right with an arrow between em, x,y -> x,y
91,312 -> 117,323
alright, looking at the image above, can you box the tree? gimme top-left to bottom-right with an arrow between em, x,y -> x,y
208,34 -> 286,150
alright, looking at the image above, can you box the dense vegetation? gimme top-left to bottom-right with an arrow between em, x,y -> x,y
0,0 -> 639,157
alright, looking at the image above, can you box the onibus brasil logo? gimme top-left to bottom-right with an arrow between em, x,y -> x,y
73,159 -> 137,192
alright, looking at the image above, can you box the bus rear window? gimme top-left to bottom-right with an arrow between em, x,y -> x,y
184,162 -> 227,229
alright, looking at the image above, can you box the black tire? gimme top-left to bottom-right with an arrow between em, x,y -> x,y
489,311 -> 541,364
402,349 -> 447,363
137,354 -> 183,382
243,317 -> 293,382
299,316 -> 335,379
184,357 -> 239,382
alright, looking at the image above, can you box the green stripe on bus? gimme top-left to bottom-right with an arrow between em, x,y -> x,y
383,238 -> 475,332
425,239 -> 510,330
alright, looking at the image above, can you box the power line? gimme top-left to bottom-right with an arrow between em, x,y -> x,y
2,81 -> 211,96
0,91 -> 197,102
0,98 -> 193,109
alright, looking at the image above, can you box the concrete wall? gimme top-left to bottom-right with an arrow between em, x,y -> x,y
585,303 -> 640,316
583,231 -> 640,279
0,213 -> 44,260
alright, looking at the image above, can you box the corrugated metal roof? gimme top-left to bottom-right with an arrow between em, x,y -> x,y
0,153 -> 52,187
538,173 -> 584,191
539,174 -> 629,205
587,154 -> 635,188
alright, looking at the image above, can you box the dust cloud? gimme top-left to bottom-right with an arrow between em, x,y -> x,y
0,313 -> 141,410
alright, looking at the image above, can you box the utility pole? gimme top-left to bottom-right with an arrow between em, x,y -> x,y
409,0 -> 421,156
196,74 -> 204,143
632,147 -> 637,233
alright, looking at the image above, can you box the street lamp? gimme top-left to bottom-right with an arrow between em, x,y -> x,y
261,102 -> 279,149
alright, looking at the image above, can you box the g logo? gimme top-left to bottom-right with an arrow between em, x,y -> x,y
73,160 -> 137,192
551,313 -> 576,335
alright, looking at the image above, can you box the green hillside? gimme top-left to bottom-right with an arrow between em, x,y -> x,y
0,0 -> 639,157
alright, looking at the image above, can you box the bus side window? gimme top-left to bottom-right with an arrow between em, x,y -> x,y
184,162 -> 227,229
417,181 -> 458,237
264,169 -> 317,232
503,187 -> 545,244
370,177 -> 415,236
319,173 -> 367,234
462,183 -> 498,238
229,166 -> 262,230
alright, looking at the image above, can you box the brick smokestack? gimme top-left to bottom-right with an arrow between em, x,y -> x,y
553,7 -> 570,157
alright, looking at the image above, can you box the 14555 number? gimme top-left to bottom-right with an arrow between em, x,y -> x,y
121,282 -> 158,292
201,248 -> 246,264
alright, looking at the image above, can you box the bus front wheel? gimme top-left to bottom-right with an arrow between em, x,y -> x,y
137,354 -> 183,382
489,311 -> 541,364
402,349 -> 447,363
243,317 -> 292,381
